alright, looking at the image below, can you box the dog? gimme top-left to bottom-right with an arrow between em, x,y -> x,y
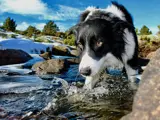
72,1 -> 138,89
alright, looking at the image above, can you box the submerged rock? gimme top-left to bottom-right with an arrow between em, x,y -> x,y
42,74 -> 136,120
121,48 -> 160,120
0,49 -> 32,65
32,59 -> 68,75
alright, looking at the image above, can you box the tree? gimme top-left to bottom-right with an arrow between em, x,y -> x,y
42,21 -> 59,36
158,25 -> 160,31
135,28 -> 139,35
157,25 -> 160,35
24,26 -> 41,37
3,17 -> 17,32
140,25 -> 152,35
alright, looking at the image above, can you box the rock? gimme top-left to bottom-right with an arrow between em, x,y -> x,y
146,51 -> 156,59
121,48 -> 160,120
39,51 -> 52,60
52,45 -> 70,56
0,108 -> 7,119
70,49 -> 80,57
66,58 -> 80,64
42,74 -> 135,120
0,49 -> 32,65
138,40 -> 160,58
32,59 -> 68,75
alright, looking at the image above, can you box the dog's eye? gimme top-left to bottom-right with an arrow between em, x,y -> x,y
96,41 -> 103,47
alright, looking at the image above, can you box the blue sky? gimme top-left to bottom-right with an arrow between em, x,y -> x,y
0,0 -> 160,34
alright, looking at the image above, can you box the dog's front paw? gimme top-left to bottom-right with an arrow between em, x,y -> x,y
83,82 -> 94,90
83,76 -> 99,90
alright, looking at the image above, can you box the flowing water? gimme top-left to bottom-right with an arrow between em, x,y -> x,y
0,64 -> 136,120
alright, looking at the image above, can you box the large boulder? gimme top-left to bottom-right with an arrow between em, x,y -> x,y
0,49 -> 32,65
32,59 -> 68,75
121,48 -> 160,120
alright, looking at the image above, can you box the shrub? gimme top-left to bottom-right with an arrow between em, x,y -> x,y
0,33 -> 7,38
24,26 -> 41,38
63,34 -> 75,46
140,35 -> 150,42
10,34 -> 17,38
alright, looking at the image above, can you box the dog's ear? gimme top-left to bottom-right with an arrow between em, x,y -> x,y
112,21 -> 134,36
67,23 -> 82,46
68,23 -> 82,36
80,10 -> 90,22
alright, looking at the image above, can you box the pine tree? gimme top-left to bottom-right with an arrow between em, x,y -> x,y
24,26 -> 41,37
42,21 -> 59,35
140,25 -> 152,35
3,17 -> 17,32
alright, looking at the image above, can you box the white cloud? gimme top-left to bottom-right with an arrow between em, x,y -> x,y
56,22 -> 75,32
149,26 -> 158,35
0,0 -> 53,19
17,22 -> 45,31
0,0 -> 82,21
17,22 -> 30,31
0,22 -> 3,26
34,23 -> 45,30
53,5 -> 82,20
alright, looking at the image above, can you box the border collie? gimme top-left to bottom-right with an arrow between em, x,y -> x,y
73,2 -> 138,89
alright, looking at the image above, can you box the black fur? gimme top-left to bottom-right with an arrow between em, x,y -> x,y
79,10 -> 90,22
111,1 -> 134,25
74,2 -> 138,74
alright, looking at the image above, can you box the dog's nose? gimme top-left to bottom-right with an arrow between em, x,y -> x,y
80,67 -> 91,76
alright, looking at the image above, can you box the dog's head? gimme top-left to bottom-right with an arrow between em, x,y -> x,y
72,18 -> 133,77
73,19 -> 114,77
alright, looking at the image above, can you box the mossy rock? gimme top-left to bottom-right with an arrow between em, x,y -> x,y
52,46 -> 71,56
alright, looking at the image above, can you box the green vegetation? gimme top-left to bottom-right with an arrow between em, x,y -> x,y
63,34 -> 76,46
139,25 -> 152,35
34,38 -> 52,43
3,17 -> 17,32
0,32 -> 7,38
42,21 -> 59,36
135,28 -> 139,35
24,26 -> 41,38
10,34 -> 17,38
157,25 -> 160,36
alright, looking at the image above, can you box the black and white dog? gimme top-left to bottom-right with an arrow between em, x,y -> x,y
73,2 -> 138,89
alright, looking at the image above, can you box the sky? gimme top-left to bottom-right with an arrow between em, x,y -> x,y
0,0 -> 160,34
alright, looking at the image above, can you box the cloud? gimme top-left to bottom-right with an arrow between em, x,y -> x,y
17,22 -> 45,31
149,26 -> 158,35
56,22 -> 75,32
0,0 -> 53,19
34,23 -> 46,30
17,22 -> 30,31
52,5 -> 82,21
0,22 -> 3,26
0,0 -> 82,21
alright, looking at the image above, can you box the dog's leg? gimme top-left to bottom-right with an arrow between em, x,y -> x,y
124,63 -> 139,89
84,74 -> 100,89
